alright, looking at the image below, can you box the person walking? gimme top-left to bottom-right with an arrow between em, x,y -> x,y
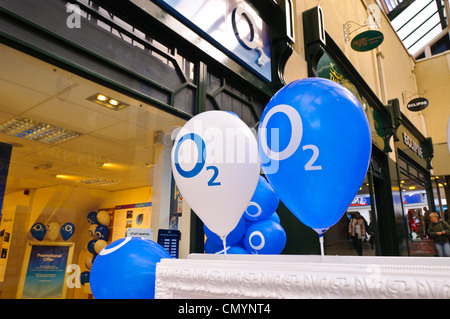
427,212 -> 450,257
348,212 -> 366,256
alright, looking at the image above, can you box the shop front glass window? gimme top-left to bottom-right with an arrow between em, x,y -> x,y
324,173 -> 377,256
398,154 -> 435,256
0,44 -> 186,298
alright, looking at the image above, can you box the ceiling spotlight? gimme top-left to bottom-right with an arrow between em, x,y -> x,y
87,93 -> 129,111
96,94 -> 108,101
108,99 -> 119,106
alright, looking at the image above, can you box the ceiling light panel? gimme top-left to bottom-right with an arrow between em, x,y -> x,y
0,117 -> 81,145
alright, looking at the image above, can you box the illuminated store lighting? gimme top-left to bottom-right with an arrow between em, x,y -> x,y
87,93 -> 129,111
0,117 -> 81,145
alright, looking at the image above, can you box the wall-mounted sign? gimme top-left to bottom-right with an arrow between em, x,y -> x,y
407,97 -> 429,112
155,0 -> 271,81
112,202 -> 152,242
402,132 -> 423,159
351,30 -> 384,52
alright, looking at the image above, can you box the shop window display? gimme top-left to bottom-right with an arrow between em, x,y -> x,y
0,44 -> 186,298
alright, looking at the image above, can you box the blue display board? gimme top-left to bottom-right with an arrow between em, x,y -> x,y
157,229 -> 181,258
18,242 -> 74,299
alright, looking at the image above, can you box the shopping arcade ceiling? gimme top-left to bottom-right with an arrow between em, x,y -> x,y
0,44 -> 186,194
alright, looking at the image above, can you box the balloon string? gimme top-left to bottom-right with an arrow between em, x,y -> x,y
319,236 -> 325,262
221,236 -> 227,259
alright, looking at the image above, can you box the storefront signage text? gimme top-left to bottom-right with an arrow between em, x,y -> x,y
155,0 -> 271,81
406,97 -> 429,112
351,30 -> 384,52
402,132 -> 423,158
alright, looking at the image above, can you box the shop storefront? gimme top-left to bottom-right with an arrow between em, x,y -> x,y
0,0 -> 294,298
389,99 -> 436,256
297,6 -> 434,257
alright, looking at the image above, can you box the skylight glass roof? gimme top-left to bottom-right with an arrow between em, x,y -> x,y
377,0 -> 448,56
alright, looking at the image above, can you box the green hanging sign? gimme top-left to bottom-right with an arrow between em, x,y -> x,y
351,30 -> 384,52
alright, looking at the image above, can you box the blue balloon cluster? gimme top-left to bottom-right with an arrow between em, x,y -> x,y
30,221 -> 75,241
90,237 -> 172,299
204,175 -> 286,255
81,211 -> 111,286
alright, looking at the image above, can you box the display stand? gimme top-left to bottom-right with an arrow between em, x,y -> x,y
155,254 -> 450,299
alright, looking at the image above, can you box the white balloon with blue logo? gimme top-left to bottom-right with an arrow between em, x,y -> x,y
171,111 -> 260,249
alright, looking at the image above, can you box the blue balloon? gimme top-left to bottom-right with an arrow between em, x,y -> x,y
269,212 -> 281,224
95,225 -> 109,240
258,78 -> 371,234
244,219 -> 286,254
60,222 -> 75,241
204,216 -> 246,246
80,271 -> 90,285
87,239 -> 97,254
87,211 -> 98,225
30,223 -> 46,241
90,237 -> 171,299
204,238 -> 223,254
243,175 -> 279,222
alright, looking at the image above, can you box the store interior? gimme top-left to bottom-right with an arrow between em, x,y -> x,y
0,44 -> 186,298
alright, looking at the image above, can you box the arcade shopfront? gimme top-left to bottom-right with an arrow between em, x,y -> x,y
0,0 -> 294,298
296,7 -> 435,257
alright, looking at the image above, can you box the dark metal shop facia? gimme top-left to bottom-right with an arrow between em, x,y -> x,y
387,98 -> 434,170
0,0 -> 294,126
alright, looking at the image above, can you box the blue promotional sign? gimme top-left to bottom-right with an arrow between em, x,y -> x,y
156,0 -> 271,81
21,244 -> 71,298
403,193 -> 424,204
157,229 -> 181,258
350,195 -> 371,207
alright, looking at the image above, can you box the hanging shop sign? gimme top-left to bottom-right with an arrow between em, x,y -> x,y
155,0 -> 271,81
351,30 -> 384,52
406,97 -> 429,112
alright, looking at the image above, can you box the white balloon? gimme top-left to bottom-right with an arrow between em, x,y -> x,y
45,222 -> 60,241
85,255 -> 94,269
97,210 -> 110,226
88,224 -> 98,238
171,111 -> 260,239
94,239 -> 108,254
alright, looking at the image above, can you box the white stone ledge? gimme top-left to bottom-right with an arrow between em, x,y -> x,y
155,254 -> 450,299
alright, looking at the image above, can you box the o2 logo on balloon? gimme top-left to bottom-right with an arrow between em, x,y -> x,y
171,111 -> 260,241
259,104 -> 322,173
173,133 -> 221,187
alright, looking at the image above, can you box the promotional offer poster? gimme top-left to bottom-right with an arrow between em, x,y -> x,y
21,244 -> 71,299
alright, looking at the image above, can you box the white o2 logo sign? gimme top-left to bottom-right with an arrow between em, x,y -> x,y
173,133 -> 221,187
259,104 -> 322,171
232,6 -> 268,67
